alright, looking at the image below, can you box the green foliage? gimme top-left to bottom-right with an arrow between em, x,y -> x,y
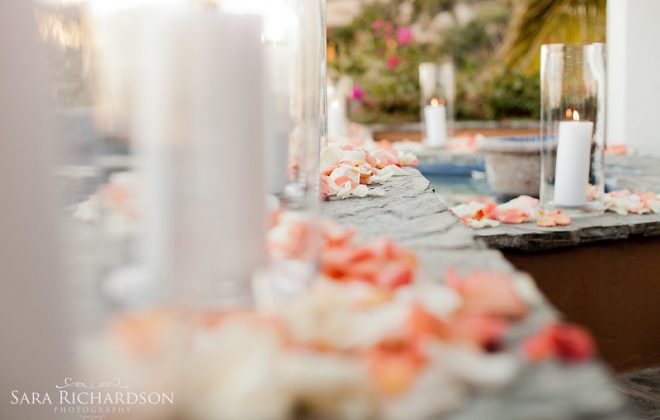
328,0 -> 542,123
500,0 -> 606,72
485,69 -> 540,119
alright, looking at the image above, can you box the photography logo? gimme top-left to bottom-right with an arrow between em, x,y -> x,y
10,377 -> 175,419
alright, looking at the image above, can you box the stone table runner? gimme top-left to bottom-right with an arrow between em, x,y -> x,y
322,167 -> 637,420
469,154 -> 660,251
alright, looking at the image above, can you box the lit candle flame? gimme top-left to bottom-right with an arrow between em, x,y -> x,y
573,110 -> 580,121
430,98 -> 444,106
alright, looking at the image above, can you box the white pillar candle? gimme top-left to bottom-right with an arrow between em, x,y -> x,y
264,43 -> 291,194
134,12 -> 266,308
424,99 -> 448,147
327,96 -> 348,141
554,112 -> 594,206
86,0 -> 191,138
1,1 -> 71,417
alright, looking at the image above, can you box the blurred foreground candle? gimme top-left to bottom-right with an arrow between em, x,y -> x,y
554,111 -> 594,206
264,41 -> 291,194
424,98 -> 448,147
1,1 -> 71,418
87,0 -> 191,142
134,12 -> 266,308
226,0 -> 297,195
221,0 -> 324,297
259,1 -> 297,195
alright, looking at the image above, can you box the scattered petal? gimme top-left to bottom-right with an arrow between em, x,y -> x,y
523,323 -> 596,363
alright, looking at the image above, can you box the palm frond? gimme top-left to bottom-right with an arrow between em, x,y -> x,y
499,0 -> 606,73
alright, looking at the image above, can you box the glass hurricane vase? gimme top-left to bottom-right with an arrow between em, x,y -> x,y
540,43 -> 607,213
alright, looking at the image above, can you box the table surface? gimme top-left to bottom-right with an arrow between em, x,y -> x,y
475,154 -> 660,251
417,148 -> 660,251
322,167 -> 637,420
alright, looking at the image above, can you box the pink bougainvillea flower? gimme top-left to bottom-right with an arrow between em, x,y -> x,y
396,27 -> 414,45
523,323 -> 596,363
372,19 -> 383,31
386,55 -> 401,69
445,268 -> 528,319
536,209 -> 571,227
350,84 -> 365,101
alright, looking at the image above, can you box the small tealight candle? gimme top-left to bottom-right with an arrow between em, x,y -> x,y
424,98 -> 448,147
327,96 -> 348,141
554,110 -> 594,207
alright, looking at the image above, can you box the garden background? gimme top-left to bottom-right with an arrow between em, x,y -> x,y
327,0 -> 605,124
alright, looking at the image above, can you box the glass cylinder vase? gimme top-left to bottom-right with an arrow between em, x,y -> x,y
419,59 -> 456,147
540,43 -> 607,212
265,0 -> 325,299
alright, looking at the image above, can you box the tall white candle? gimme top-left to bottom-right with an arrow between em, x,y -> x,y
264,43 -> 291,194
424,98 -> 448,147
134,12 -> 266,307
1,1 -> 71,417
554,111 -> 594,206
87,0 -> 191,138
328,96 -> 348,141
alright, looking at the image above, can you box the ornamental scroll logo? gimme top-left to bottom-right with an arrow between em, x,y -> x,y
10,377 -> 175,419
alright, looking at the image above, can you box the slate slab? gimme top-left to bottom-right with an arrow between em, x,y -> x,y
322,167 -> 637,420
